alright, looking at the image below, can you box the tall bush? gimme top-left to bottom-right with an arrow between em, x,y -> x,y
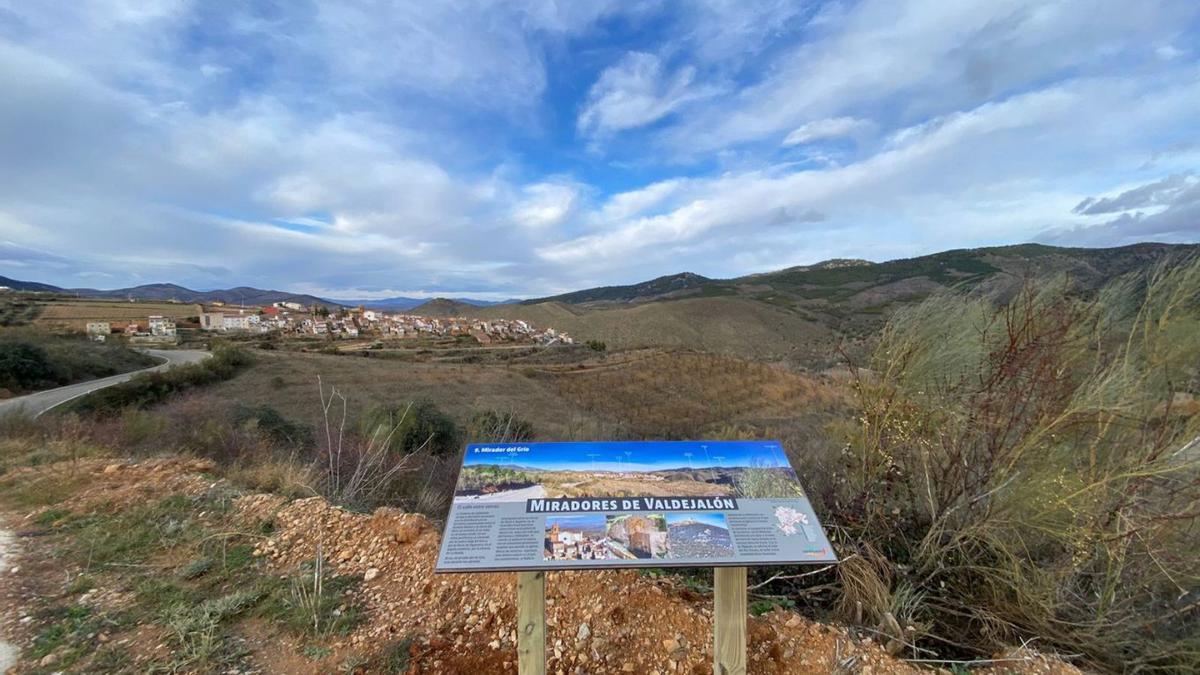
825,262 -> 1200,670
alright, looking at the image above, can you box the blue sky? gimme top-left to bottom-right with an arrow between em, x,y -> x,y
665,513 -> 729,529
1,1 -> 1198,299
465,441 -> 791,472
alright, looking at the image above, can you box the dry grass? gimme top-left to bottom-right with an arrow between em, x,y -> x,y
823,262 -> 1200,670
549,350 -> 847,438
464,296 -> 840,366
178,350 -> 600,441
34,299 -> 201,328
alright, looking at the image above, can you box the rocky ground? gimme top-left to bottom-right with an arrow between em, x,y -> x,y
0,457 -> 1087,674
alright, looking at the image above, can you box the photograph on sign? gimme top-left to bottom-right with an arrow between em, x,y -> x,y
436,440 -> 837,572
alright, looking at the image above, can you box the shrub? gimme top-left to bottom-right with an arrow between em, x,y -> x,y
466,409 -> 535,443
585,339 -> 607,352
818,262 -> 1200,670
360,400 -> 459,457
0,341 -> 54,391
233,405 -> 312,447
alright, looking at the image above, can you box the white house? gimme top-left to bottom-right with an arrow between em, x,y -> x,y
222,314 -> 251,331
148,316 -> 176,337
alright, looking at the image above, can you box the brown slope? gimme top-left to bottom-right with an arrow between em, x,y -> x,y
464,296 -> 835,364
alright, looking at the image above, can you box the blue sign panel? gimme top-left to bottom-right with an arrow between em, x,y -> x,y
436,440 -> 837,572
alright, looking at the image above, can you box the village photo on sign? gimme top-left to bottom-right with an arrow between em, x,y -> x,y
452,440 -> 806,503
436,441 -> 837,572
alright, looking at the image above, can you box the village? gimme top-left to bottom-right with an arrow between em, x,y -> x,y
76,299 -> 574,347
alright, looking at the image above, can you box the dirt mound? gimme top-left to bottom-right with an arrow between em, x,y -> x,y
244,495 -> 1084,674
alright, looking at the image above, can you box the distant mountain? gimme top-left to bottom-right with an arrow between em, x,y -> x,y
523,243 -> 1200,309
71,284 -> 337,308
0,276 -> 339,308
453,242 -> 1200,368
330,296 -> 509,311
0,275 -> 64,292
407,298 -> 483,317
524,272 -> 712,305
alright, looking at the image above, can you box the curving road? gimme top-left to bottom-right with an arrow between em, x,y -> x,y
454,484 -> 548,503
0,349 -> 211,419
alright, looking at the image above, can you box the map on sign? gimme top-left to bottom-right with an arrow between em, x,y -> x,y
435,440 -> 837,572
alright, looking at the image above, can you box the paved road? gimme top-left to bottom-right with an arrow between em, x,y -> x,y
0,349 -> 211,419
455,485 -> 548,503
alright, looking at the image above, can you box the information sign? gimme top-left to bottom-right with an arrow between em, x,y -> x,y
436,440 -> 836,572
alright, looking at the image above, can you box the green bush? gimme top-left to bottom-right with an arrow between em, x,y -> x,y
0,341 -> 54,391
232,405 -> 312,447
466,409 -> 535,443
585,339 -> 607,352
359,400 -> 459,456
0,329 -> 158,394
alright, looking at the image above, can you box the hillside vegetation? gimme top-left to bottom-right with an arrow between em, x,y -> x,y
0,328 -> 158,396
467,296 -> 839,366
820,259 -> 1200,671
426,243 -> 1200,369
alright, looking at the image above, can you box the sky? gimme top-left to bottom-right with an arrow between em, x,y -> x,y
465,441 -> 791,472
0,1 -> 1198,300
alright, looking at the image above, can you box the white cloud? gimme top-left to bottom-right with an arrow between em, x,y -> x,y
782,117 -> 874,146
578,52 -> 720,137
0,0 -> 1197,296
541,74 -> 1200,269
513,182 -> 581,229
658,0 -> 1200,157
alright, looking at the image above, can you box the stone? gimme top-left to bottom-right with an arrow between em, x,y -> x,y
102,463 -> 122,474
576,623 -> 591,641
364,568 -> 380,582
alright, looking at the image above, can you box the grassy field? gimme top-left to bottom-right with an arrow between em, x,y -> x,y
164,347 -> 846,446
35,299 -> 201,329
0,293 -> 43,326
460,296 -> 842,367
175,350 -> 606,441
547,350 -> 847,438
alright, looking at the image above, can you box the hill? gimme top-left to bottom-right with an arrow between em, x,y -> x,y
340,296 -> 508,311
0,275 -> 63,293
451,243 -> 1200,367
407,297 -> 482,317
0,275 -> 338,308
526,272 -> 712,305
526,242 -> 1200,309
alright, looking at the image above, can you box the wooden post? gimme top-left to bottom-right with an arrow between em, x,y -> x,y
713,566 -> 747,675
517,570 -> 546,675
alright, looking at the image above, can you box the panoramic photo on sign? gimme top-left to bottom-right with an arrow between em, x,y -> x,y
435,440 -> 837,572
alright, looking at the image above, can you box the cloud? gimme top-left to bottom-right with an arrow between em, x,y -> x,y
1071,173 -> 1194,215
1045,174 -> 1200,245
541,75 -> 1200,269
656,0 -> 1200,158
782,117 -> 874,146
513,181 -> 581,229
0,1 -> 1197,297
578,52 -> 719,137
